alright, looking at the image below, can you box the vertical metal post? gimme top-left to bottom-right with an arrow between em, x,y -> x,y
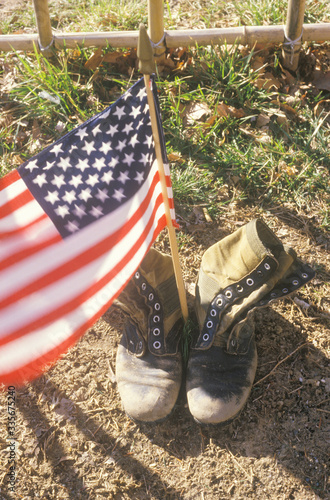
32,0 -> 54,54
282,0 -> 306,71
148,0 -> 166,66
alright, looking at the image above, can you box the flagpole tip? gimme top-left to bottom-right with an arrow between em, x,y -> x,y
137,23 -> 156,75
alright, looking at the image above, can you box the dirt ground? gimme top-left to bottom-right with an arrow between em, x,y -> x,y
0,203 -> 329,500
0,1 -> 329,497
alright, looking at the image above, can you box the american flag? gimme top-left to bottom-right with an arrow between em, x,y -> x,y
0,76 -> 176,386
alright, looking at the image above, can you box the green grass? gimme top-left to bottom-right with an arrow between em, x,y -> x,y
0,1 -> 329,231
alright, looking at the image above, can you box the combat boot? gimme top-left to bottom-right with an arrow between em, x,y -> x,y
187,219 -> 315,425
115,248 -> 183,422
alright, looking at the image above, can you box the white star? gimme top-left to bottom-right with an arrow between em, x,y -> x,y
96,188 -> 109,202
73,204 -> 87,219
117,170 -> 130,184
140,153 -> 150,166
44,161 -> 55,170
65,220 -> 80,233
79,188 -> 92,202
137,88 -> 146,100
113,188 -> 126,202
123,153 -> 135,167
92,123 -> 102,136
113,106 -> 126,120
45,190 -> 59,204
135,171 -> 144,184
76,158 -> 90,172
130,106 -> 141,119
62,190 -> 76,203
144,135 -> 153,148
102,108 -> 111,119
58,156 -> 71,171
33,173 -> 47,187
122,123 -> 133,135
107,124 -> 118,137
93,157 -> 106,171
116,139 -> 127,152
102,171 -> 114,184
122,91 -> 132,101
99,142 -> 112,155
51,174 -> 65,189
50,143 -> 63,157
109,156 -> 119,168
69,174 -> 83,188
55,204 -> 70,218
89,205 -> 103,218
82,141 -> 96,155
25,160 -> 39,172
69,145 -> 78,154
129,134 -> 139,148
136,118 -> 144,130
86,173 -> 99,187
76,128 -> 88,141
143,103 -> 149,114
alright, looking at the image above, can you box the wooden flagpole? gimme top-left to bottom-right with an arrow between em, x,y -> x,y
137,24 -> 189,323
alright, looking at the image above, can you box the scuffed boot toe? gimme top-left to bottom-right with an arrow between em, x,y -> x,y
186,342 -> 257,425
116,344 -> 182,422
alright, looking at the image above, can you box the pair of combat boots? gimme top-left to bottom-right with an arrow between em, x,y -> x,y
115,219 -> 314,425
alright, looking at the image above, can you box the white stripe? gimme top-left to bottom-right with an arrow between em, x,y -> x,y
0,161 -> 163,299
0,196 -> 166,336
0,176 -> 26,207
0,198 -> 45,232
0,217 -> 160,375
0,218 -> 58,262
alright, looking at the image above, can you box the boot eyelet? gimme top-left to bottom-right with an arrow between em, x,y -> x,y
148,293 -> 154,301
153,315 -> 160,323
138,341 -> 143,349
264,263 -> 271,270
282,288 -> 288,293
135,272 -> 140,279
153,328 -> 160,336
141,282 -> 147,291
216,298 -> 223,307
257,270 -> 263,276
231,339 -> 236,347
271,292 -> 277,297
246,278 -> 254,286
302,273 -> 308,279
210,309 -> 217,317
236,284 -> 244,292
292,279 -> 299,286
225,290 -> 232,298
153,341 -> 161,349
154,303 -> 160,311
203,333 -> 209,342
206,320 -> 213,328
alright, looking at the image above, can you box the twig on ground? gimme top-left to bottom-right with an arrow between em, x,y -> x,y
253,342 -> 309,386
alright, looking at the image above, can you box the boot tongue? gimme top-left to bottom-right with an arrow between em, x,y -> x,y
196,219 -> 281,328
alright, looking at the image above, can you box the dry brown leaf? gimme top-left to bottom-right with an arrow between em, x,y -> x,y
181,101 -> 211,126
84,47 -> 104,70
255,72 -> 281,90
256,113 -> 270,128
168,152 -> 185,164
313,70 -> 330,91
314,99 -> 330,118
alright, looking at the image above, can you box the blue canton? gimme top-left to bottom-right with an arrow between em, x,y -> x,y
18,78 -> 156,238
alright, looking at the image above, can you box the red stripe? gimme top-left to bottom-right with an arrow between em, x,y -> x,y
0,171 -> 163,311
0,202 -> 166,347
0,213 -> 49,240
0,169 -> 20,190
0,234 -> 62,272
0,217 -> 166,386
0,189 -> 35,218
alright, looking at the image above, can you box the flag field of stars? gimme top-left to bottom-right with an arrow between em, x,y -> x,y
18,77 -> 160,239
